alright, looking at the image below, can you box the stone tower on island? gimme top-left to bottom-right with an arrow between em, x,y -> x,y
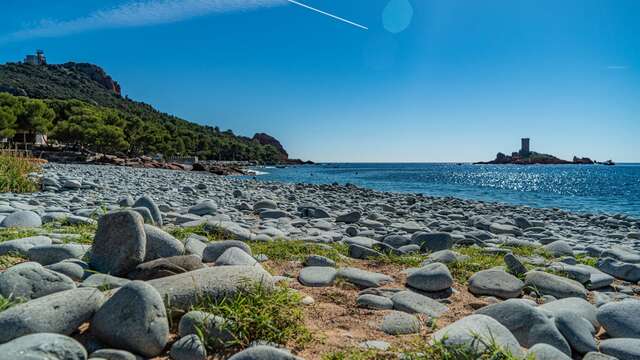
520,138 -> 530,157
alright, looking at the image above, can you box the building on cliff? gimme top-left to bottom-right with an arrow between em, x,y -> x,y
24,50 -> 47,65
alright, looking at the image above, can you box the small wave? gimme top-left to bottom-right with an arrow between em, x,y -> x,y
246,170 -> 269,176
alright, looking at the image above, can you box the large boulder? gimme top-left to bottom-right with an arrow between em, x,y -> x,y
92,281 -> 169,357
90,210 -> 146,276
0,288 -> 104,343
143,224 -> 185,261
148,266 -> 274,311
468,269 -> 524,299
597,300 -> 640,339
432,314 -> 525,358
0,333 -> 87,360
475,299 -> 571,355
134,195 -> 163,226
524,271 -> 587,299
0,262 -> 76,300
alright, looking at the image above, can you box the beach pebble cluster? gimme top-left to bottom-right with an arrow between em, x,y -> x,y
0,163 -> 639,359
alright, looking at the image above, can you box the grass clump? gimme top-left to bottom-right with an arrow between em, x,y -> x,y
0,253 -> 26,271
402,338 -> 534,360
0,227 -> 39,242
448,247 -> 505,283
0,295 -> 22,312
247,240 -> 348,264
42,222 -> 97,244
576,254 -> 598,267
0,154 -> 39,193
168,223 -> 226,242
190,283 -> 311,352
323,349 -> 390,360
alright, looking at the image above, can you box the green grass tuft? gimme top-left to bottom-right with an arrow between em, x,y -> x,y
0,154 -> 40,193
189,283 -> 311,352
0,295 -> 22,312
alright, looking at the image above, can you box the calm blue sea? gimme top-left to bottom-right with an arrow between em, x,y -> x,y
244,163 -> 640,217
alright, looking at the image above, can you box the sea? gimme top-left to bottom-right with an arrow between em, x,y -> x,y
243,163 -> 640,218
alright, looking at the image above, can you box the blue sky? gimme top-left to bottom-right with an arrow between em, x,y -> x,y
1,0 -> 638,162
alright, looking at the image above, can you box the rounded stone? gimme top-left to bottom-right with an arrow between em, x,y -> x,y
89,210 -> 146,276
356,294 -> 393,309
228,345 -> 302,360
554,310 -> 596,354
202,240 -> 252,263
0,261 -> 76,300
170,334 -> 207,360
597,300 -> 640,339
0,333 -> 87,360
528,343 -> 572,360
188,200 -> 218,216
143,224 -> 185,261
381,311 -> 421,335
133,195 -> 163,226
92,281 -> 169,357
468,269 -> 524,299
406,262 -> 453,292
27,244 -> 88,265
432,314 -> 525,358
599,338 -> 640,360
0,210 -> 42,228
298,266 -> 337,287
178,311 -> 234,348
524,270 -> 587,299
0,288 -> 104,343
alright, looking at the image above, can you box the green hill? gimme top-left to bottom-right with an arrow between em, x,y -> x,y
0,61 -> 289,162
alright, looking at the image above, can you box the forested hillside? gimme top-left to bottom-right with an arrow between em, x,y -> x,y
0,62 -> 288,162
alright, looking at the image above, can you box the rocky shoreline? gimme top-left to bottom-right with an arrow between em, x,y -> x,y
0,163 -> 639,359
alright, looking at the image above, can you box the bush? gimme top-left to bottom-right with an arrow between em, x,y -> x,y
0,153 -> 39,192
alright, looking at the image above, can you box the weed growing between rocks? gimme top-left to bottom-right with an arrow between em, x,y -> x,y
190,283 -> 311,353
0,253 -> 26,270
0,295 -> 22,312
168,223 -> 226,241
41,222 -> 97,244
0,227 -> 39,242
323,337 -> 533,360
248,240 -> 349,264
0,154 -> 40,193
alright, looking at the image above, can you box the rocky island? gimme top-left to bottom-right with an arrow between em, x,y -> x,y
475,138 -> 615,165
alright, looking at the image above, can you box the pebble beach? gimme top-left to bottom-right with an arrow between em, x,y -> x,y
0,163 -> 639,359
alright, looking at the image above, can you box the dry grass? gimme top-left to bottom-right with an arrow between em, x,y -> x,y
0,153 -> 40,192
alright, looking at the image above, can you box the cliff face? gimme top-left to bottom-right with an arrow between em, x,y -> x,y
62,63 -> 121,96
252,133 -> 288,158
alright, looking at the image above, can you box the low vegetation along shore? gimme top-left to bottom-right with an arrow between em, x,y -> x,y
0,163 -> 638,359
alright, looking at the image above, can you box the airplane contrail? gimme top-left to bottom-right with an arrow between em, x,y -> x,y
287,0 -> 368,30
